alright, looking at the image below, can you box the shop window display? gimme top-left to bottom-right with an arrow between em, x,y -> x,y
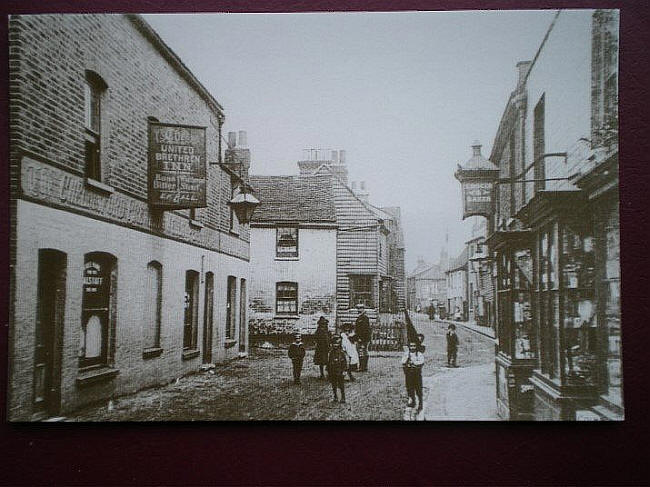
538,223 -> 561,380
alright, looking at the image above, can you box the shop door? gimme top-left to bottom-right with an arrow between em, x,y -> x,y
203,272 -> 214,363
81,254 -> 111,367
33,250 -> 66,417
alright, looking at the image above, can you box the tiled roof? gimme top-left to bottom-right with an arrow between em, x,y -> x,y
249,174 -> 337,223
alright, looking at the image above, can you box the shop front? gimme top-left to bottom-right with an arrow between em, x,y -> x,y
489,228 -> 536,420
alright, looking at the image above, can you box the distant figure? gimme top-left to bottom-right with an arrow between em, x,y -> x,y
288,332 -> 306,384
446,324 -> 459,367
314,316 -> 331,379
355,304 -> 371,372
417,333 -> 426,353
402,339 -> 425,411
340,325 -> 358,381
327,335 -> 348,403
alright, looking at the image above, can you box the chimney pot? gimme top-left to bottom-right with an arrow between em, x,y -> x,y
351,181 -> 357,190
516,60 -> 532,86
331,150 -> 338,163
339,150 -> 346,164
471,141 -> 482,156
238,130 -> 247,147
227,131 -> 237,148
360,181 -> 366,190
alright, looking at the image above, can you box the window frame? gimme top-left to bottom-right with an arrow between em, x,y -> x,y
226,276 -> 237,339
83,71 -> 107,182
349,274 -> 375,309
276,226 -> 299,259
143,261 -> 163,353
183,270 -> 200,351
275,281 -> 299,316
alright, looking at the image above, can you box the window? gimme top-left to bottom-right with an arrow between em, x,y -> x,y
276,227 -> 298,258
276,282 -> 298,315
144,261 -> 162,350
226,276 -> 237,339
183,270 -> 199,350
349,275 -> 374,308
80,252 -> 116,368
84,71 -> 107,181
533,94 -> 545,194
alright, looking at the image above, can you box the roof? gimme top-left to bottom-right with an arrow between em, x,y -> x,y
249,175 -> 337,223
409,264 -> 445,280
447,247 -> 469,273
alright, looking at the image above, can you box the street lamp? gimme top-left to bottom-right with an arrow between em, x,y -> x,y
228,182 -> 260,224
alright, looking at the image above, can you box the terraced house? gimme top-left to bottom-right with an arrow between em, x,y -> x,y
8,14 -> 251,420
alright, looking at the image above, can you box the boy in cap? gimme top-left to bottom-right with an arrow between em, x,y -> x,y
446,324 -> 459,367
354,304 -> 371,372
327,335 -> 348,403
401,339 -> 425,410
288,332 -> 306,384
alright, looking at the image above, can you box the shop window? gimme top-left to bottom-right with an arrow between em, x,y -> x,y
80,252 -> 116,368
533,94 -> 545,194
537,223 -> 560,379
276,227 -> 298,258
601,208 -> 621,406
512,249 -> 534,359
561,223 -> 597,387
144,261 -> 162,350
183,270 -> 199,350
226,276 -> 237,339
276,282 -> 298,315
84,70 -> 107,182
349,275 -> 374,309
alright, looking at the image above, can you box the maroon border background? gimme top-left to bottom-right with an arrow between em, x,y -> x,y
1,1 -> 648,485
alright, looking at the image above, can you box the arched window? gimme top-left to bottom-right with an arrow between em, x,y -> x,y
84,70 -> 107,181
144,261 -> 162,350
80,252 -> 116,368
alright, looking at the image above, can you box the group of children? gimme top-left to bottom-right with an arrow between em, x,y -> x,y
287,319 -> 460,409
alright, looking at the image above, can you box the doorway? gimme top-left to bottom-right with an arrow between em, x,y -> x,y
202,272 -> 214,363
33,249 -> 67,418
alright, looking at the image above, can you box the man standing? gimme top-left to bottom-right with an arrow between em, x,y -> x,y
446,324 -> 459,367
327,335 -> 348,403
354,304 -> 371,372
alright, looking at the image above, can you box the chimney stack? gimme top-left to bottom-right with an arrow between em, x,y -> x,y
516,60 -> 532,87
331,150 -> 338,163
224,129 -> 251,179
351,181 -> 357,190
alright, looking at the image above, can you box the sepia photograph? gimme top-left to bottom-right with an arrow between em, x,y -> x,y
7,8 -> 622,422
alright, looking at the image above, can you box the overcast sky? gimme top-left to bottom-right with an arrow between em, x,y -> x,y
144,10 -> 558,271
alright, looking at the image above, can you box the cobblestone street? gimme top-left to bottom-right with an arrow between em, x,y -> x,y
68,315 -> 494,421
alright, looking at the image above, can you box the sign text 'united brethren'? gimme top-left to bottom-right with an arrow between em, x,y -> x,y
148,122 -> 207,209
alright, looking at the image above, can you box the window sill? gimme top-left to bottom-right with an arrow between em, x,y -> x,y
76,366 -> 119,387
274,314 -> 300,320
224,339 -> 237,349
182,349 -> 200,361
143,347 -> 163,359
275,257 -> 299,261
85,178 -> 114,195
189,219 -> 204,229
229,229 -> 240,236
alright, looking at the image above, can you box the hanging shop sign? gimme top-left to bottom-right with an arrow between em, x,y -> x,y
460,180 -> 494,219
148,122 -> 207,209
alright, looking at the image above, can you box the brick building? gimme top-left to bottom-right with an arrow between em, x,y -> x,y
481,9 -> 621,420
8,14 -> 251,420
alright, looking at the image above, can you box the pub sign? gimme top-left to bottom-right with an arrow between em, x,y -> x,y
148,122 -> 207,209
461,180 -> 494,219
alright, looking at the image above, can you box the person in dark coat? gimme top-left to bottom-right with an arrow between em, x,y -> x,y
288,332 -> 306,384
327,335 -> 348,403
417,333 -> 426,353
313,316 -> 331,379
354,304 -> 371,372
446,324 -> 459,367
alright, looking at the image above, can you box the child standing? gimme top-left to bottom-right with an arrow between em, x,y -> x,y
327,335 -> 348,403
402,340 -> 425,411
288,332 -> 306,384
